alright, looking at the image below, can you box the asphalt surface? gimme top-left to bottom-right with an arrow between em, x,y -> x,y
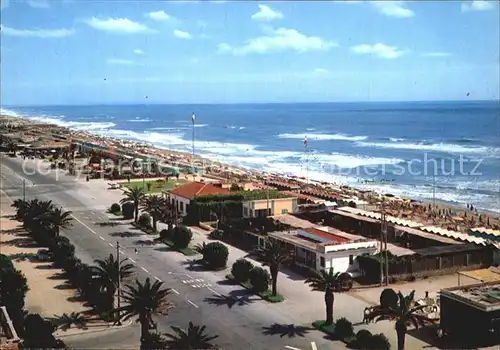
0,155 -> 342,350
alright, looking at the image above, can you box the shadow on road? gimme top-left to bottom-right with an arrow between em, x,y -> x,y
109,231 -> 142,238
204,293 -> 256,309
261,323 -> 313,338
97,221 -> 121,227
3,237 -> 40,248
133,239 -> 158,246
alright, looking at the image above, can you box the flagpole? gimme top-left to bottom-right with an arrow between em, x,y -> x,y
191,113 -> 196,181
304,136 -> 309,184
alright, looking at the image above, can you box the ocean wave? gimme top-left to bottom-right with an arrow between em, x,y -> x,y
127,119 -> 151,122
311,153 -> 404,169
0,108 -> 23,117
26,115 -> 115,131
389,137 -> 404,142
278,133 -> 368,142
355,140 -> 498,155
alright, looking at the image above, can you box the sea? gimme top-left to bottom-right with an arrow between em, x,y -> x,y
1,101 -> 499,213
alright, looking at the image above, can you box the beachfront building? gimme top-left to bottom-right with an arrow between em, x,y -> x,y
439,281 -> 500,340
243,197 -> 297,218
268,227 -> 377,274
167,181 -> 231,216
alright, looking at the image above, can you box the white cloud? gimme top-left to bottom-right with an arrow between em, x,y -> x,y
461,1 -> 495,12
351,43 -> 406,59
107,58 -> 135,65
27,0 -> 50,8
251,4 -> 284,22
84,17 -> 152,34
173,29 -> 192,39
0,24 -> 74,38
146,10 -> 175,22
421,52 -> 452,57
372,1 -> 415,18
313,68 -> 330,74
134,49 -> 144,54
217,27 -> 337,55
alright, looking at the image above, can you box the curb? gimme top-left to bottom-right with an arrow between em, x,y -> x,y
56,318 -> 133,339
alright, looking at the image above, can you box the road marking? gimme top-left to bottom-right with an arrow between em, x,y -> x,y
185,274 -> 193,279
195,278 -> 204,282
99,236 -> 105,241
70,214 -> 99,235
207,287 -> 221,296
284,346 -> 301,350
154,277 -> 162,282
119,250 -> 124,254
311,342 -> 317,350
141,267 -> 149,273
129,258 -> 136,263
108,242 -> 114,247
171,289 -> 180,295
186,299 -> 198,308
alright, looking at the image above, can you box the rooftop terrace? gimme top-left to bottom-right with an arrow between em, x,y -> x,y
441,281 -> 500,312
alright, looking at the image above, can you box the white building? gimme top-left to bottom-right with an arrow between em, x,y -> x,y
269,227 -> 378,275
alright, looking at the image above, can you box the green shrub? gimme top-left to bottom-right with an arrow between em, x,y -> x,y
352,329 -> 373,349
369,333 -> 391,350
138,213 -> 151,228
202,242 -> 229,269
172,225 -> 193,249
208,229 -> 224,240
249,266 -> 270,293
335,317 -> 354,339
159,229 -> 174,240
121,202 -> 135,219
231,259 -> 254,283
380,288 -> 398,309
110,203 -> 121,213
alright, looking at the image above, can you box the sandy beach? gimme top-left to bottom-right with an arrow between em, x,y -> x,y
1,114 -> 498,233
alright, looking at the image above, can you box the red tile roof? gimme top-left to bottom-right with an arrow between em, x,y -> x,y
169,182 -> 231,200
304,228 -> 350,244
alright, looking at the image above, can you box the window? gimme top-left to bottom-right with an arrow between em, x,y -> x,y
320,257 -> 325,268
281,208 -> 288,214
349,255 -> 354,265
243,207 -> 248,216
180,202 -> 184,212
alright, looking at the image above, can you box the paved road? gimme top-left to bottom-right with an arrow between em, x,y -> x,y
0,155 -> 342,350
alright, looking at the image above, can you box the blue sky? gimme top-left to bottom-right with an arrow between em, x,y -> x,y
1,0 -> 499,105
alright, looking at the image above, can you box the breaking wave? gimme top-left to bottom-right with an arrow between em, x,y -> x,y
278,133 -> 368,142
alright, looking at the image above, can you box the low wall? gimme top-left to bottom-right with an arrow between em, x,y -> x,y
199,221 -> 216,231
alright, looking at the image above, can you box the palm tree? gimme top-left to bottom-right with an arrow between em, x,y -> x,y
304,268 -> 342,325
140,194 -> 165,231
52,312 -> 88,331
159,200 -> 180,238
164,322 -> 219,349
11,199 -> 28,220
23,199 -> 55,229
113,278 -> 173,344
253,238 -> 293,296
120,187 -> 145,222
365,289 -> 432,350
92,254 -> 135,311
40,207 -> 73,236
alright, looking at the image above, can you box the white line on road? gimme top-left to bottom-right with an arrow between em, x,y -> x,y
171,289 -> 180,295
108,242 -> 114,247
141,267 -> 149,273
284,346 -> 301,350
129,258 -> 136,263
186,299 -> 198,308
185,273 -> 193,279
311,342 -> 317,350
119,250 -> 124,254
207,287 -> 221,296
154,277 -> 162,282
99,236 -> 105,241
70,214 -> 98,235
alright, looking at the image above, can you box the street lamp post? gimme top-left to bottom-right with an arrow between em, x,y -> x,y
116,241 -> 122,325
